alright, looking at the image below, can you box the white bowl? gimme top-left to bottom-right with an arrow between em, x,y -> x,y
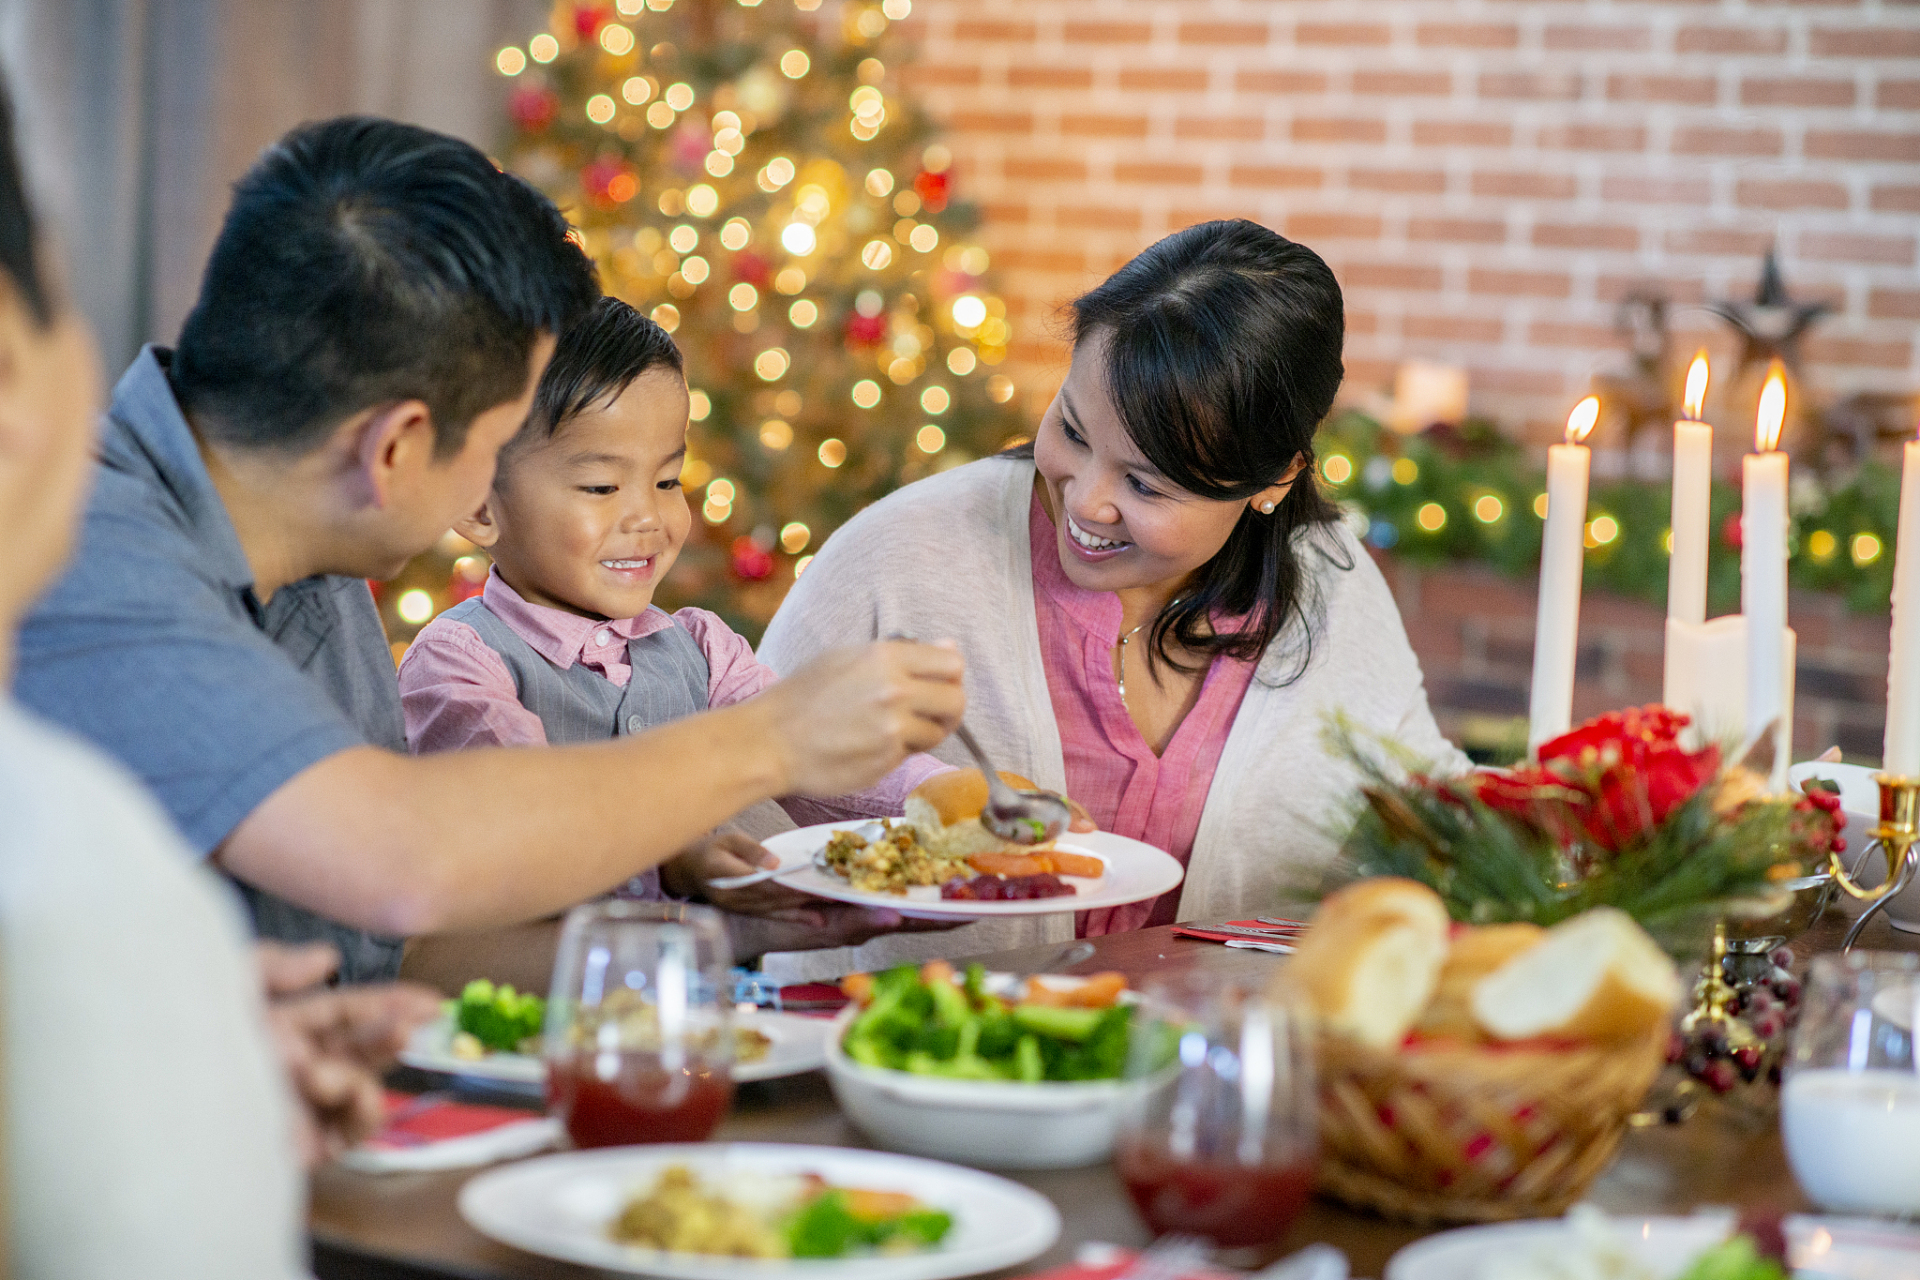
822,1004 -> 1135,1171
1790,761 -> 1920,933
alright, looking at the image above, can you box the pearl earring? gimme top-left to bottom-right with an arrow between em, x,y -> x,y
1260,500 -> 1276,514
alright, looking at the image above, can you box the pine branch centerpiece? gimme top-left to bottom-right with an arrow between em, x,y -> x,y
1326,706 -> 1845,954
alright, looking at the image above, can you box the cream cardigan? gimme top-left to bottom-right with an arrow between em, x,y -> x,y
755,456 -> 1467,982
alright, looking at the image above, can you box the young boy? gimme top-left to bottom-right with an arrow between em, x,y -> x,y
398,298 -> 949,902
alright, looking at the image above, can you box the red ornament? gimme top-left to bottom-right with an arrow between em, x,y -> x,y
845,312 -> 886,346
508,85 -> 559,133
581,155 -> 634,206
730,535 -> 775,581
1721,511 -> 1743,550
573,5 -> 613,39
732,251 -> 771,287
913,169 -> 950,212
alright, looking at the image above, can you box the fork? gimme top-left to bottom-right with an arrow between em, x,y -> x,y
1115,1233 -> 1211,1280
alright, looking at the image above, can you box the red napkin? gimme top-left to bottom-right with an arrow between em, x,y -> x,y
1012,1250 -> 1237,1280
339,1091 -> 559,1172
1171,918 -> 1306,945
778,982 -> 853,1012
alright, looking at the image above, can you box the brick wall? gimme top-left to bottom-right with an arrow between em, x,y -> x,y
1381,554 -> 1895,763
902,0 -> 1920,439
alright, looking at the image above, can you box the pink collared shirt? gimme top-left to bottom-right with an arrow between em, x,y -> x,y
397,568 -> 944,822
1029,493 -> 1259,937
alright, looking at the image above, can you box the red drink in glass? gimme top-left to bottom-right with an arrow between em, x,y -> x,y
547,1053 -> 733,1148
1115,1139 -> 1315,1249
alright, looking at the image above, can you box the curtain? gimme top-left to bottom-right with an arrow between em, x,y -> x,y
3,0 -> 543,374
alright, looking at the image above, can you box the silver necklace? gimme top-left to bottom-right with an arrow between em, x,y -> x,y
1115,600 -> 1182,707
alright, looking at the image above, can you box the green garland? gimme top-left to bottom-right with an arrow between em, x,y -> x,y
1313,411 -> 1903,615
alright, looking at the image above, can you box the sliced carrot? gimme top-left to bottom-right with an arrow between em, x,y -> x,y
1060,971 -> 1127,1008
839,972 -> 874,1006
844,1188 -> 922,1221
1047,851 -> 1105,879
967,851 -> 1053,877
920,959 -> 956,987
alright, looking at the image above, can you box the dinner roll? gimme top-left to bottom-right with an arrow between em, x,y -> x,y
1469,907 -> 1681,1044
905,768 -> 1046,857
1283,877 -> 1451,1049
1413,922 -> 1545,1041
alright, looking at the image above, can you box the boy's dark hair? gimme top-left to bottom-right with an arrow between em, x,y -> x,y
508,295 -> 683,455
171,115 -> 599,457
0,80 -> 52,328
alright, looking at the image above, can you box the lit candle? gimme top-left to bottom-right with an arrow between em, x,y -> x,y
1530,396 -> 1599,752
1743,361 -> 1791,789
1668,352 -> 1713,627
1885,424 -> 1920,776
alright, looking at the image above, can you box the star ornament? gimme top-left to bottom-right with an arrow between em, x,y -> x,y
1706,245 -> 1830,378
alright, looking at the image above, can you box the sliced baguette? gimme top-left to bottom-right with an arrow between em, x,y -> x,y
1469,907 -> 1681,1044
1282,877 -> 1451,1049
1414,922 -> 1546,1041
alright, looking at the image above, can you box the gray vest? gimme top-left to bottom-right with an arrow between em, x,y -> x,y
442,598 -> 712,743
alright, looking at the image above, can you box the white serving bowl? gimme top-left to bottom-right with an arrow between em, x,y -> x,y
1790,761 -> 1920,934
822,1002 -> 1135,1171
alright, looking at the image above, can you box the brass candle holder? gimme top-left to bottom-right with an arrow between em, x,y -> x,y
1834,774 -> 1920,951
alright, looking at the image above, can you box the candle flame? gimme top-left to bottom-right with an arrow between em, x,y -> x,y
1755,360 -> 1786,453
1683,351 -> 1709,421
1565,395 -> 1600,446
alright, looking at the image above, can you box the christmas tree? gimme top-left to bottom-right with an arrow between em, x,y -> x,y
373,0 -> 1025,651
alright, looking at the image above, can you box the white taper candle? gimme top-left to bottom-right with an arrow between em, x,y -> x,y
1530,397 -> 1598,752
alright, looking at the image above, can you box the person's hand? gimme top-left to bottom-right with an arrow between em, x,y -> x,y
723,903 -> 960,962
254,943 -> 442,1167
755,641 -> 965,796
660,832 -> 800,917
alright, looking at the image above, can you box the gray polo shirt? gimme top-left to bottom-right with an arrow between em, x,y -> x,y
16,347 -> 406,982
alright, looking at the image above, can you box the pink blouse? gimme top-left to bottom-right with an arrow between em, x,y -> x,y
1028,493 -> 1258,937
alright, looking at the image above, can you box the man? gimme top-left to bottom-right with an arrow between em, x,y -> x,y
0,82 -> 432,1277
17,116 -> 965,981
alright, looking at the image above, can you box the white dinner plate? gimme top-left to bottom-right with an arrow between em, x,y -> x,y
756,820 -> 1184,918
457,1141 -> 1062,1279
1386,1212 -> 1920,1280
400,1010 -> 832,1088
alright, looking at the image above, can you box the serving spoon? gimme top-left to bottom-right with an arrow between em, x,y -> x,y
952,723 -> 1072,847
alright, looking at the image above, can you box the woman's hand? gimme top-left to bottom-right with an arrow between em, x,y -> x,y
255,942 -> 442,1167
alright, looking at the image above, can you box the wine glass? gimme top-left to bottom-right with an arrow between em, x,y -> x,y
1114,978 -> 1317,1252
1781,950 -> 1920,1214
543,900 -> 735,1149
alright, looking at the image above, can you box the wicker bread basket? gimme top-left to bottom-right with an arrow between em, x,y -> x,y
1312,1024 -> 1668,1224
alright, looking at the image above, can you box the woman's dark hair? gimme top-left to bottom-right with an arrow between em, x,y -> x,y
172,115 -> 599,458
1020,219 -> 1349,682
505,295 -> 684,460
0,81 -> 52,328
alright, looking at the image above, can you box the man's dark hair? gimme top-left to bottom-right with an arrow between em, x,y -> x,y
0,80 -> 52,328
507,296 -> 683,461
172,116 -> 599,457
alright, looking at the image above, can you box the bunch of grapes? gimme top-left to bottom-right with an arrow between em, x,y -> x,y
1666,946 -> 1803,1099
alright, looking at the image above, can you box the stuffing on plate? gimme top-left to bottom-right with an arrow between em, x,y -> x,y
608,1164 -> 953,1258
822,821 -> 973,895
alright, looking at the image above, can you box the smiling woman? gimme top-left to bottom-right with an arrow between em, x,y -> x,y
757,220 -> 1471,982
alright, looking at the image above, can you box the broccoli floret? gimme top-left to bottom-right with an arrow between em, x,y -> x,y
454,979 -> 545,1052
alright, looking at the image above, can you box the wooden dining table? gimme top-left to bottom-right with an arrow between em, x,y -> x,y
308,902 -> 1915,1280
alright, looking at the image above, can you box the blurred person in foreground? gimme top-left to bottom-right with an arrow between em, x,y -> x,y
0,82 -> 439,1277
13,115 -> 967,986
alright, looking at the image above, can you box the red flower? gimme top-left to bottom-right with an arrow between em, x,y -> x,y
1535,706 -> 1720,852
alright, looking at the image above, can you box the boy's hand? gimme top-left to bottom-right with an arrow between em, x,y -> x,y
662,832 -> 804,917
754,641 -> 965,796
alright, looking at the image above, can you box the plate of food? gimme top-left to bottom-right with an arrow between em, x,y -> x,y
401,980 -> 831,1088
1385,1206 -> 1920,1280
825,962 -> 1156,1169
758,772 -> 1183,918
456,1142 -> 1061,1279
